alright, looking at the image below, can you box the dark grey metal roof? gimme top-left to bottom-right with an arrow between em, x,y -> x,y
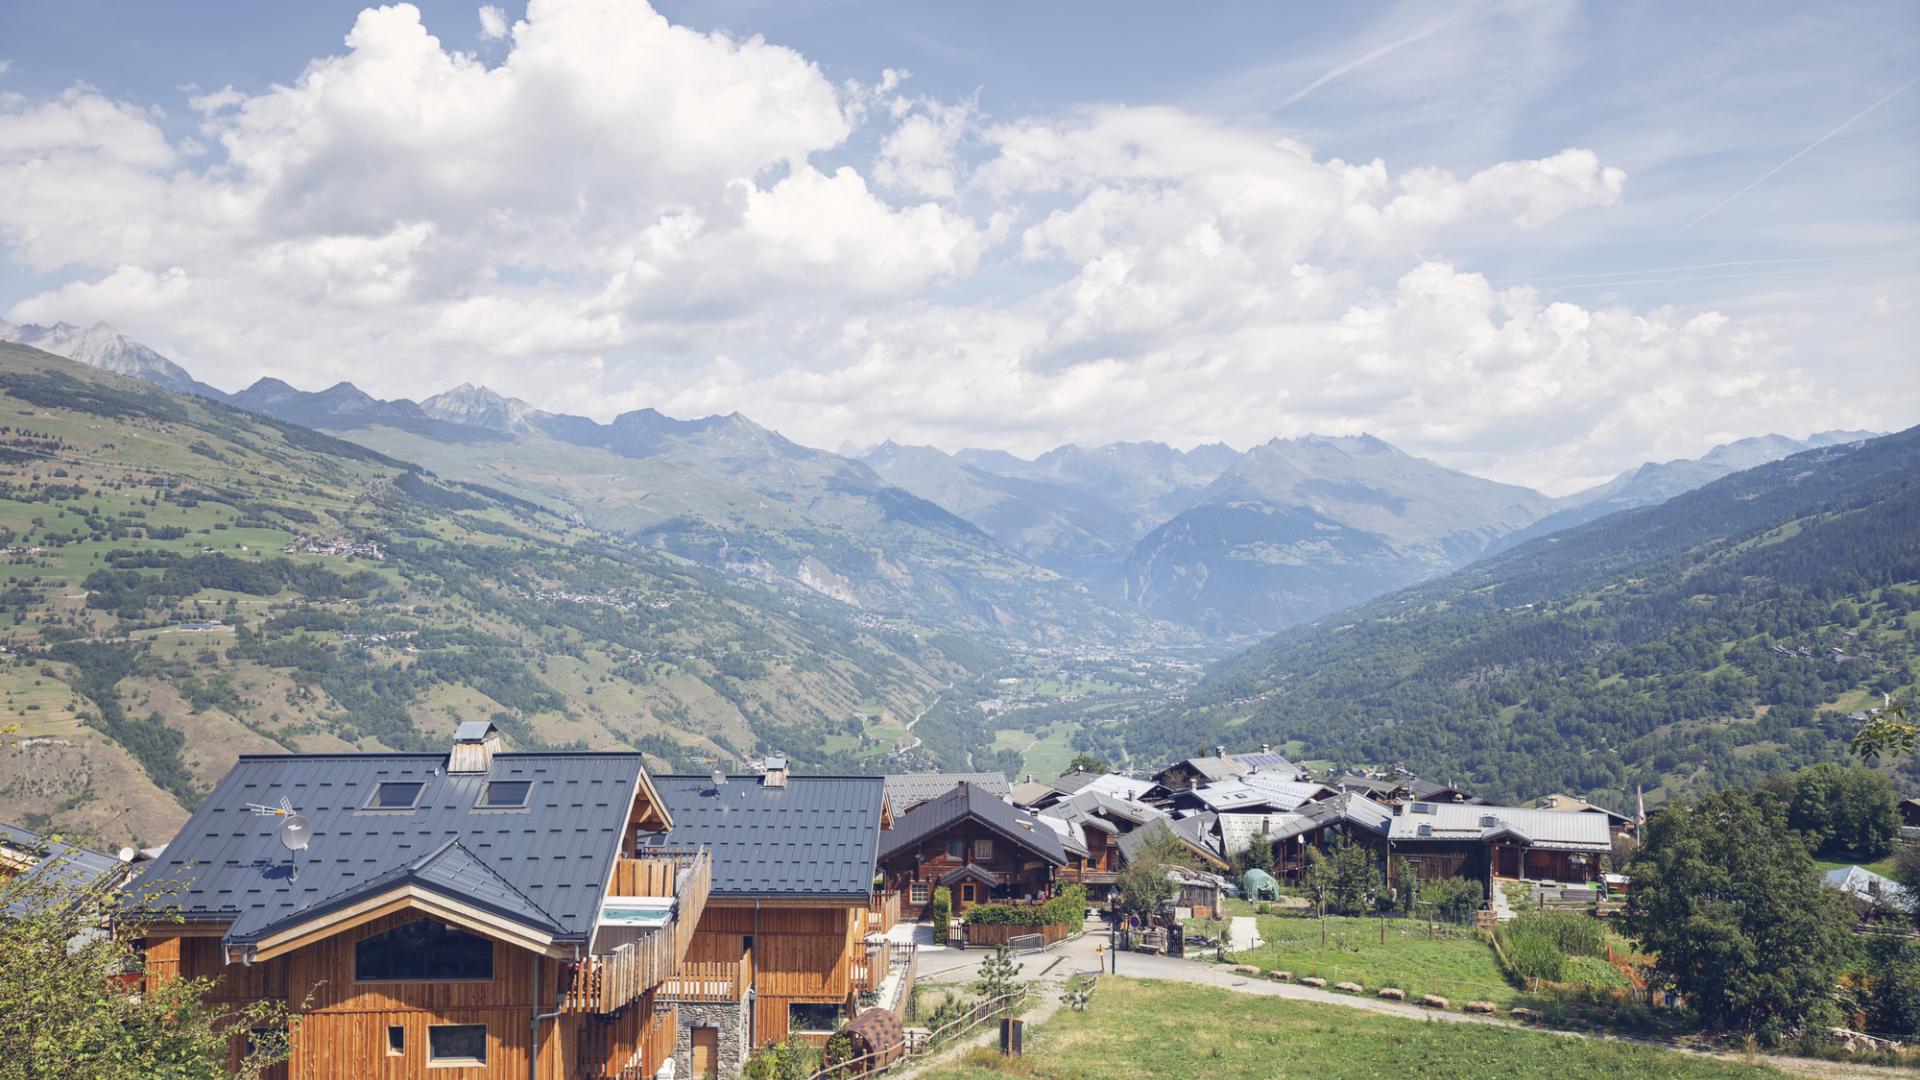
454,720 -> 496,741
1,822 -> 127,916
121,753 -> 646,944
885,773 -> 1011,812
878,782 -> 1066,867
648,775 -> 884,900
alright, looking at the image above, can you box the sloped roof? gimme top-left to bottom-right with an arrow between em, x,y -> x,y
1336,775 -> 1484,804
1823,865 -> 1912,910
1268,793 -> 1394,842
1535,793 -> 1631,824
885,773 -> 1010,813
1231,751 -> 1300,774
1009,781 -> 1057,807
268,838 -> 564,942
1189,777 -> 1330,814
1387,802 -> 1609,851
1216,813 -> 1311,857
123,753 -> 650,944
650,774 -> 885,901
0,822 -> 127,916
1033,813 -> 1089,859
879,782 -> 1066,867
1116,815 -> 1228,870
937,864 -> 998,888
1156,756 -> 1245,785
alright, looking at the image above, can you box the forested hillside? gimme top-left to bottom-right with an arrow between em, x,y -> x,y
1127,428 -> 1920,810
0,344 -> 991,845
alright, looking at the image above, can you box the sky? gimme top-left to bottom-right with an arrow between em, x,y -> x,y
0,0 -> 1915,493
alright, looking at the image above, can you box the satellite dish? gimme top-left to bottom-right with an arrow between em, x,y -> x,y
277,815 -> 312,852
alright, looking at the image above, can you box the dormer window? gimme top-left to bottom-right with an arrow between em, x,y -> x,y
477,780 -> 532,809
365,781 -> 425,810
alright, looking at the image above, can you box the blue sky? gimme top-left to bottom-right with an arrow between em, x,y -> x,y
0,0 -> 1914,490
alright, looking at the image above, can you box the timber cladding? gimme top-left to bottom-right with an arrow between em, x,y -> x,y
689,901 -> 865,1048
142,909 -> 670,1080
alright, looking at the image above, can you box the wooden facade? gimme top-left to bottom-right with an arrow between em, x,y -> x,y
143,911 -> 651,1080
679,899 -> 869,1049
879,818 -> 1058,918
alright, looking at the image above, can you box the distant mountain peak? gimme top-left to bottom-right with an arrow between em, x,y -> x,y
0,317 -> 223,400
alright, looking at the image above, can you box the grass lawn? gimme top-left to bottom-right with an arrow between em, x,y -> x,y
1812,852 -> 1901,879
922,978 -> 1783,1079
1227,913 -> 1520,1006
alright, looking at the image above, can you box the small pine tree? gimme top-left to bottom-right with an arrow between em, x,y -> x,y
973,944 -> 1024,1010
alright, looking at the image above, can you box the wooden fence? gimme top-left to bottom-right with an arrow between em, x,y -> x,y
868,890 -> 902,935
802,987 -> 1029,1080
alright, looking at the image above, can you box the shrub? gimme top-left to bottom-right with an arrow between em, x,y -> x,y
931,886 -> 952,945
963,885 -> 1086,931
1497,911 -> 1607,984
1420,878 -> 1482,923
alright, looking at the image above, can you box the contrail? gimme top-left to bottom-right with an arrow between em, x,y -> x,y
1682,75 -> 1919,232
1281,5 -> 1484,109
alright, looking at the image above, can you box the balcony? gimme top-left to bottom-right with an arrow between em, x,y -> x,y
562,847 -> 711,1015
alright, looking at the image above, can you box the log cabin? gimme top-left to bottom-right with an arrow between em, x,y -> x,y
643,765 -> 892,1075
876,781 -> 1066,918
122,722 -> 706,1080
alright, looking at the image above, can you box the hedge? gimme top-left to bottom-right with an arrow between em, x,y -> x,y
963,885 -> 1087,931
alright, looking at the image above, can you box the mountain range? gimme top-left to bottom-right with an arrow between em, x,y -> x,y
1136,427 -> 1920,810
5,318 -> 1881,641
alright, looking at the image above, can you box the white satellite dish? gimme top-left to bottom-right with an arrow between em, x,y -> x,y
277,814 -> 312,853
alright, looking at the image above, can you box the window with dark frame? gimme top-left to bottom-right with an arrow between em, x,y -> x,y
354,917 -> 494,981
364,781 -> 425,810
945,837 -> 963,859
428,1024 -> 488,1065
387,1025 -> 405,1055
478,780 -> 533,808
960,882 -> 975,903
787,1002 -> 844,1034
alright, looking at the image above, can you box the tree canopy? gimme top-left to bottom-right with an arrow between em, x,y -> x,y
1625,789 -> 1853,1040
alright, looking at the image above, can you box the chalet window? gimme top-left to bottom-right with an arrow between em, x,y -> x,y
427,1024 -> 487,1066
355,918 -> 493,982
974,838 -> 994,861
945,837 -> 964,859
788,1002 -> 845,1034
365,781 -> 425,810
909,882 -> 929,904
960,882 -> 976,903
387,1026 -> 405,1056
477,780 -> 532,809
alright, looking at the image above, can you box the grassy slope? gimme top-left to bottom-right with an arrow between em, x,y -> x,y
924,978 -> 1782,1080
0,344 -> 976,845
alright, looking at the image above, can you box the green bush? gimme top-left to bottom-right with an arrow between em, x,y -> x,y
931,886 -> 952,945
963,885 -> 1087,931
1496,911 -> 1607,984
1419,878 -> 1482,923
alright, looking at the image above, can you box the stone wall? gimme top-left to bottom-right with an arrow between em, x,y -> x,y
666,997 -> 751,1079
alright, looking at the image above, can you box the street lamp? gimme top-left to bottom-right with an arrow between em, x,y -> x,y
1108,893 -> 1118,974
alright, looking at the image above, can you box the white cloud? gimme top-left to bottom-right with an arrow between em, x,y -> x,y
478,4 -> 510,39
0,0 -> 1897,493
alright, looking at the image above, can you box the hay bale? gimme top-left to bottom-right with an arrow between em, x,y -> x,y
1420,994 -> 1450,1009
1377,988 -> 1406,1001
1231,965 -> 1262,976
1463,1000 -> 1496,1014
1509,1007 -> 1541,1022
1300,976 -> 1327,988
1333,981 -> 1363,994
1267,970 -> 1291,982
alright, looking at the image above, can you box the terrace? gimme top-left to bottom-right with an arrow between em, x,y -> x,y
561,847 -> 712,1015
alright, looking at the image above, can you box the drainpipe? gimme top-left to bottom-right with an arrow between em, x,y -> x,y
750,899 -> 761,1051
530,951 -> 568,1080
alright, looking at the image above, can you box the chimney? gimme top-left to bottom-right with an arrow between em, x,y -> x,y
1261,743 -> 1271,754
449,720 -> 500,774
1214,745 -> 1226,759
761,754 -> 789,788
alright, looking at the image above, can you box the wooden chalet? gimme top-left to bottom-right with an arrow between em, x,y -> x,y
123,722 -> 706,1080
1333,774 -> 1485,807
877,781 -> 1066,917
1150,747 -> 1300,796
646,765 -> 898,1072
1037,789 -> 1164,892
1386,801 -> 1610,889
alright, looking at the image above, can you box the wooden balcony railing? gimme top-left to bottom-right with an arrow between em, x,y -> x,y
851,938 -> 892,994
659,959 -> 747,1003
563,848 -> 712,1015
